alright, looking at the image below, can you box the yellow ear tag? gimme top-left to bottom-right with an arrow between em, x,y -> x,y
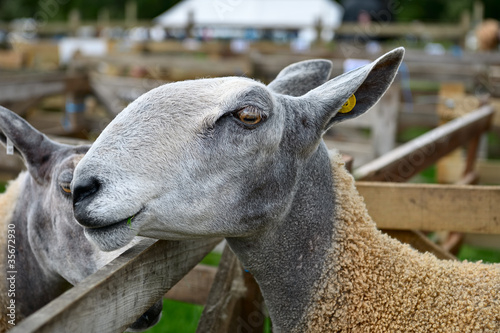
339,94 -> 356,113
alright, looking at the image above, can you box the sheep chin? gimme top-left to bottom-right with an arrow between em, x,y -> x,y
84,221 -> 137,252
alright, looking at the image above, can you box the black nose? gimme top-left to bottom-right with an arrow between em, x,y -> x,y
73,177 -> 101,226
73,177 -> 101,227
73,176 -> 100,206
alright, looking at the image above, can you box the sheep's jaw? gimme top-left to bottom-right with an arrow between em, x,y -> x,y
83,213 -> 141,251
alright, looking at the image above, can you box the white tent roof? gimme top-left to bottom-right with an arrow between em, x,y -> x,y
154,0 -> 344,30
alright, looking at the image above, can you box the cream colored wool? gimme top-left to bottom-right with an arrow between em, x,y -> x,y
304,152 -> 500,332
0,173 -> 24,333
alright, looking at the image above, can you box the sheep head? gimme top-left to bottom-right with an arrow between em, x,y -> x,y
72,48 -> 405,252
0,108 -> 90,279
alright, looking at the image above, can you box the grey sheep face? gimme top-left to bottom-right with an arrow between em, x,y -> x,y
72,48 -> 405,252
0,110 -> 90,284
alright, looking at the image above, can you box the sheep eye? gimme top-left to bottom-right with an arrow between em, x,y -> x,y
235,107 -> 264,125
60,183 -> 72,194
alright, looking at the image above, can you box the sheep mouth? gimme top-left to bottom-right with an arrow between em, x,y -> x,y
85,218 -> 128,235
83,215 -> 140,251
84,209 -> 143,230
82,210 -> 143,250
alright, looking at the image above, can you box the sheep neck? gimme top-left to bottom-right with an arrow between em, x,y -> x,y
229,146 -> 500,332
2,174 -> 71,321
226,142 -> 336,332
304,150 -> 500,331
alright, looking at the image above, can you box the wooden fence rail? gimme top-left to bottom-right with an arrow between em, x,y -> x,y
353,105 -> 494,182
359,182 -> 500,234
335,13 -> 470,43
353,104 -> 496,260
89,73 -> 168,116
0,73 -> 89,106
10,238 -> 221,333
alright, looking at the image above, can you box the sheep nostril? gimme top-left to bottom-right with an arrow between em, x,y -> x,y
72,177 -> 100,208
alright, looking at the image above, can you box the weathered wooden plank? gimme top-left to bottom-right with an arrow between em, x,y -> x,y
196,244 -> 265,333
354,106 -> 494,182
196,246 -> 246,333
0,73 -> 89,103
0,20 -> 154,34
165,264 -> 217,306
401,49 -> 500,66
478,160 -> 500,184
357,182 -> 500,234
463,234 -> 500,250
1,98 -> 41,117
440,232 -> 464,254
0,80 -> 65,103
436,149 -> 466,184
336,22 -> 468,40
463,135 -> 481,177
89,74 -> 168,116
0,50 -> 25,69
11,238 -> 221,333
252,51 -> 497,86
81,54 -> 251,82
230,271 -> 265,333
456,171 -> 479,185
371,84 -> 400,157
90,81 -> 125,116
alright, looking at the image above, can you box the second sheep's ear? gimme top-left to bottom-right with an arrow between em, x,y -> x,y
0,106 -> 63,183
268,59 -> 333,97
304,47 -> 405,133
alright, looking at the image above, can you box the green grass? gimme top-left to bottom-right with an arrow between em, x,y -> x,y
486,132 -> 500,160
144,299 -> 273,333
0,181 -> 6,193
200,251 -> 222,267
141,251 -> 221,332
408,80 -> 440,93
397,126 -> 431,143
457,244 -> 500,264
144,299 -> 204,333
487,132 -> 500,147
408,164 -> 436,184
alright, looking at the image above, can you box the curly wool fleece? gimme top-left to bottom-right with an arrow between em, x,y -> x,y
303,152 -> 500,332
0,174 -> 24,332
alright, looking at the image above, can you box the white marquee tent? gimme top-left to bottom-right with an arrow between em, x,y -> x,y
154,0 -> 344,40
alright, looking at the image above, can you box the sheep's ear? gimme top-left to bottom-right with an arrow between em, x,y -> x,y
268,59 -> 333,96
0,106 -> 62,183
304,47 -> 404,133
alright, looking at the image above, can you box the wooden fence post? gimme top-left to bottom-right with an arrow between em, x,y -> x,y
197,246 -> 265,333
